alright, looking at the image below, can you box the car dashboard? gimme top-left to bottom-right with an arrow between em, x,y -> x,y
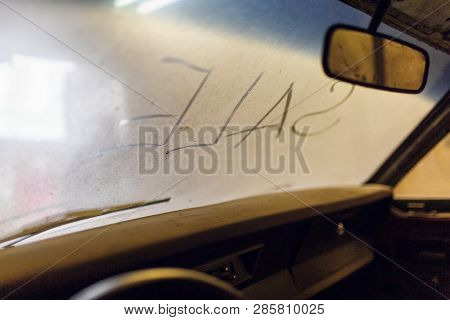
0,185 -> 391,299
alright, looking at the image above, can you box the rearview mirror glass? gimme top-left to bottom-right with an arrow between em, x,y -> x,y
323,25 -> 429,93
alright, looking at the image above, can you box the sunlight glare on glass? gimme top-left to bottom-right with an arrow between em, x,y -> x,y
0,55 -> 74,142
137,0 -> 183,14
114,0 -> 142,8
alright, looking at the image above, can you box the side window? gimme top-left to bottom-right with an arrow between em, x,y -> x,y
394,133 -> 450,201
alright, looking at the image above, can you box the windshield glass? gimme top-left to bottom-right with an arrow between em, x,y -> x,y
0,0 -> 449,243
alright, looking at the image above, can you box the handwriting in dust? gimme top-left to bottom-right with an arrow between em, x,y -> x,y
110,57 -> 355,154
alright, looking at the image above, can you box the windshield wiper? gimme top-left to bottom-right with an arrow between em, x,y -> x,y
1,197 -> 171,248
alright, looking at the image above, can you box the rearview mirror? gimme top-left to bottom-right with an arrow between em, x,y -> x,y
323,25 -> 429,93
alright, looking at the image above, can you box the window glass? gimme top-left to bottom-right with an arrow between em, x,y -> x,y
0,0 -> 449,242
395,134 -> 450,199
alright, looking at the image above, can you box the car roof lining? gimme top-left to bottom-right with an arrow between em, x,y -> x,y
340,0 -> 450,54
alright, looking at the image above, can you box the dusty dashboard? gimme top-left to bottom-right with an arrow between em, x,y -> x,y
0,185 -> 391,299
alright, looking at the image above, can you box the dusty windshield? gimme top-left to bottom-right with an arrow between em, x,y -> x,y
0,0 -> 449,243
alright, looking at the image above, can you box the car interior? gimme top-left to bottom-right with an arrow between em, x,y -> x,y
0,0 -> 448,300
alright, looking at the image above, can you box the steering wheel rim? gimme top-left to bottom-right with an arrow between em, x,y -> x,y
72,267 -> 243,300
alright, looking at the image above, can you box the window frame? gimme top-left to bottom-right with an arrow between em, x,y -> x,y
369,92 -> 449,187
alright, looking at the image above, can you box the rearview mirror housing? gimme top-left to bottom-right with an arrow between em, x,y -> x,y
323,25 -> 429,94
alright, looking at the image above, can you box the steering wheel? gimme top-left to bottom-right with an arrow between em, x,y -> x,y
72,267 -> 243,299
